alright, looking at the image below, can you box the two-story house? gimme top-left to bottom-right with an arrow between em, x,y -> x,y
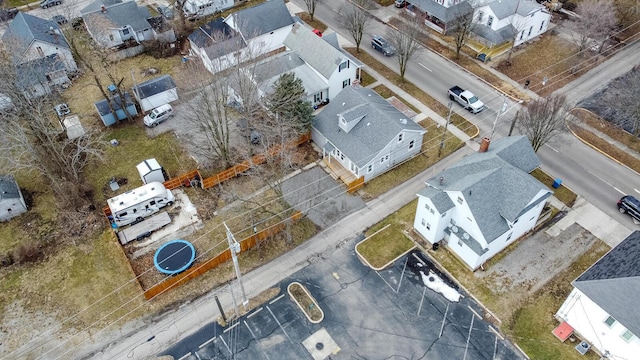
413,136 -> 552,270
188,18 -> 247,74
401,0 -> 473,34
472,0 -> 551,48
555,230 -> 640,360
312,86 -> 426,184
2,12 -> 77,98
81,0 -> 155,49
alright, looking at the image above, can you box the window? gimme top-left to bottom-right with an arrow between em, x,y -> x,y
527,26 -> 533,37
621,330 -> 634,342
539,21 -> 545,31
421,218 -> 426,226
466,217 -> 472,222
409,140 -> 415,150
36,46 -> 44,57
487,16 -> 493,27
150,201 -> 156,205
430,209 -> 435,215
336,149 -> 341,157
604,316 -> 616,328
342,79 -> 350,88
426,222 -> 431,230
314,92 -> 323,103
506,233 -> 512,241
398,133 -> 403,142
450,219 -> 456,226
380,154 -> 389,163
441,212 -> 446,218
425,203 -> 430,211
477,11 -> 483,23
519,31 -> 525,40
122,28 -> 130,35
109,34 -> 114,41
132,209 -> 137,213
340,153 -> 345,161
457,196 -> 463,204
339,61 -> 349,72
457,239 -> 463,247
368,164 -> 373,173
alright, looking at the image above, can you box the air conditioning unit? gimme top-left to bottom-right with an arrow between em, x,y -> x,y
575,341 -> 590,355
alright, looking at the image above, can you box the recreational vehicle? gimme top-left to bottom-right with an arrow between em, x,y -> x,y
107,182 -> 175,227
182,0 -> 233,19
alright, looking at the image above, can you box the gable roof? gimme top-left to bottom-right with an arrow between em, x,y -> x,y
15,54 -> 67,89
573,231 -> 640,338
409,0 -> 473,23
253,51 -> 328,97
322,32 -> 364,68
2,12 -> 69,56
94,93 -> 136,116
82,1 -> 152,32
226,0 -> 293,39
188,18 -> 247,58
284,23 -> 359,79
486,0 -> 543,19
313,86 -> 425,167
422,136 -> 551,242
0,175 -> 22,201
132,75 -> 176,100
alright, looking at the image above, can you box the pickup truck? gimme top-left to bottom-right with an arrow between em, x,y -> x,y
448,86 -> 484,113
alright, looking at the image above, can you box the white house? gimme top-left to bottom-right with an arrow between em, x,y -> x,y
472,0 -> 551,47
187,18 -> 247,74
402,0 -> 473,34
0,175 -> 27,222
81,0 -> 156,48
223,0 -> 294,58
413,136 -> 552,270
132,74 -> 178,113
555,231 -> 640,360
312,86 -> 426,183
182,0 -> 234,20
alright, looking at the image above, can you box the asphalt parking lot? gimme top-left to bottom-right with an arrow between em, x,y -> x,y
161,236 -> 524,360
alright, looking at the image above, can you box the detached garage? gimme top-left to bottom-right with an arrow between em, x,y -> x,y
132,75 -> 178,113
0,175 -> 27,222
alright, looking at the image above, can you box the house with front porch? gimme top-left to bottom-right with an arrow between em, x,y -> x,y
413,136 -> 552,270
312,86 -> 426,184
554,231 -> 640,360
401,0 -> 473,34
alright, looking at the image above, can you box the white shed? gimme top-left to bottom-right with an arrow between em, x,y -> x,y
132,75 -> 178,113
136,159 -> 167,184
0,175 -> 27,222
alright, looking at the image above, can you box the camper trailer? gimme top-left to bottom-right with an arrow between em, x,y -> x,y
107,182 -> 175,227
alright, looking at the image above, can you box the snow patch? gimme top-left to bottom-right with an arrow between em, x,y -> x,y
420,271 -> 462,302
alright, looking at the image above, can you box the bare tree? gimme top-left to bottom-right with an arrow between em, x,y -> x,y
516,94 -> 569,152
387,15 -> 423,81
337,0 -> 372,53
450,4 -> 477,59
573,0 -> 618,52
304,0 -> 319,21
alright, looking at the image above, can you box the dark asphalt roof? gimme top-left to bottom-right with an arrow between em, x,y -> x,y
227,0 -> 293,39
3,12 -> 69,56
15,54 -> 67,89
0,175 -> 22,201
408,0 -> 472,23
573,231 -> 640,338
132,75 -> 176,100
94,92 -> 135,116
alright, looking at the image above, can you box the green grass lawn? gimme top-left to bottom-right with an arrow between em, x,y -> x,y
372,84 -> 420,114
530,168 -> 577,208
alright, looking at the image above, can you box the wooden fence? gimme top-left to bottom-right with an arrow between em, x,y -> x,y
163,169 -> 202,190
347,176 -> 365,193
142,211 -> 303,300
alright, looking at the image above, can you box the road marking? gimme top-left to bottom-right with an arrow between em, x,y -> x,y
248,307 -> 263,318
332,272 -> 340,280
269,294 -> 285,304
375,270 -> 397,292
219,336 -> 232,355
178,353 -> 191,360
267,306 -> 292,343
396,257 -> 409,293
223,322 -> 239,333
467,305 -> 481,319
546,144 -> 559,152
243,320 -> 258,340
614,187 -> 626,195
199,337 -> 216,349
418,62 -> 433,72
195,352 -> 202,360
417,287 -> 427,316
635,188 -> 640,195
488,325 -> 504,340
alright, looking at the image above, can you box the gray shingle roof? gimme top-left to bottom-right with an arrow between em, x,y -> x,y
188,17 -> 246,59
322,32 -> 364,68
2,12 -> 69,56
313,86 -> 425,167
487,0 -> 543,19
409,0 -> 473,23
132,75 -> 176,100
80,0 -> 122,14
417,186 -> 455,213
573,231 -> 640,338
471,24 -> 515,46
254,51 -> 328,97
284,23 -> 356,79
228,0 -> 293,39
15,54 -> 67,89
95,92 -> 135,116
82,1 -> 151,32
0,175 -> 22,201
424,136 -> 550,242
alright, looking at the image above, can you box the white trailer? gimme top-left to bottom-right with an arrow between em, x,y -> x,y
136,158 -> 167,184
107,182 -> 175,228
117,211 -> 172,245
182,0 -> 233,19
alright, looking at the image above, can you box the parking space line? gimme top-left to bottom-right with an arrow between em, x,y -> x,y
417,287 -> 426,316
219,336 -> 232,355
243,320 -> 257,339
488,325 -> 504,340
396,257 -> 409,293
198,336 -> 216,349
266,306 -> 292,343
269,294 -> 285,304
195,352 -> 202,360
248,307 -> 263,318
462,314 -> 476,360
467,305 -> 481,319
223,322 -> 239,333
178,353 -> 191,360
375,271 -> 397,292
439,303 -> 449,338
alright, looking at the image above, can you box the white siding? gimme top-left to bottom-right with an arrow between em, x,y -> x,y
326,59 -> 358,101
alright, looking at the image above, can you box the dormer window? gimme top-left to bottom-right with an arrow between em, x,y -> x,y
398,133 -> 403,142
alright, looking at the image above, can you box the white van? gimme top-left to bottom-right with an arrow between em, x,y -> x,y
144,104 -> 174,127
107,182 -> 175,227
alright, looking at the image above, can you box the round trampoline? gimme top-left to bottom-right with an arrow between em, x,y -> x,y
154,239 -> 196,275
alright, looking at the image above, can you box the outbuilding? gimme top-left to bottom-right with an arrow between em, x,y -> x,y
94,93 -> 138,126
132,75 -> 178,113
136,158 -> 168,185
0,175 -> 28,222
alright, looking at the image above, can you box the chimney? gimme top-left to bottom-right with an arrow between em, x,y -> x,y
479,137 -> 490,153
101,5 -> 107,13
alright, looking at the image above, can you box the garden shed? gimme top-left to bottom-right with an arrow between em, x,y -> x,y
132,75 -> 178,113
0,175 -> 27,222
94,93 -> 138,126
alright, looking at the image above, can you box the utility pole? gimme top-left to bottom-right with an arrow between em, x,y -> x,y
490,99 -> 508,140
224,222 -> 249,311
508,110 -> 520,136
438,101 -> 454,157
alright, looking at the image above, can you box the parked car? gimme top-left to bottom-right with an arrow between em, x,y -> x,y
372,35 -> 395,56
0,8 -> 19,21
55,103 -> 71,117
618,195 -> 640,222
143,104 -> 174,127
156,5 -> 174,20
237,118 -> 261,145
40,0 -> 62,8
395,0 -> 406,8
51,15 -> 67,25
312,29 -> 323,37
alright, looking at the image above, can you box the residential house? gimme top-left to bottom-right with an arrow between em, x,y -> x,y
312,86 -> 426,183
555,231 -> 640,360
413,136 -> 552,270
81,0 -> 155,49
15,54 -> 70,98
187,18 -> 247,74
94,92 -> 138,126
182,0 -> 234,20
132,74 -> 178,113
0,175 -> 28,222
402,0 -> 473,34
472,0 -> 551,48
224,0 -> 294,58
